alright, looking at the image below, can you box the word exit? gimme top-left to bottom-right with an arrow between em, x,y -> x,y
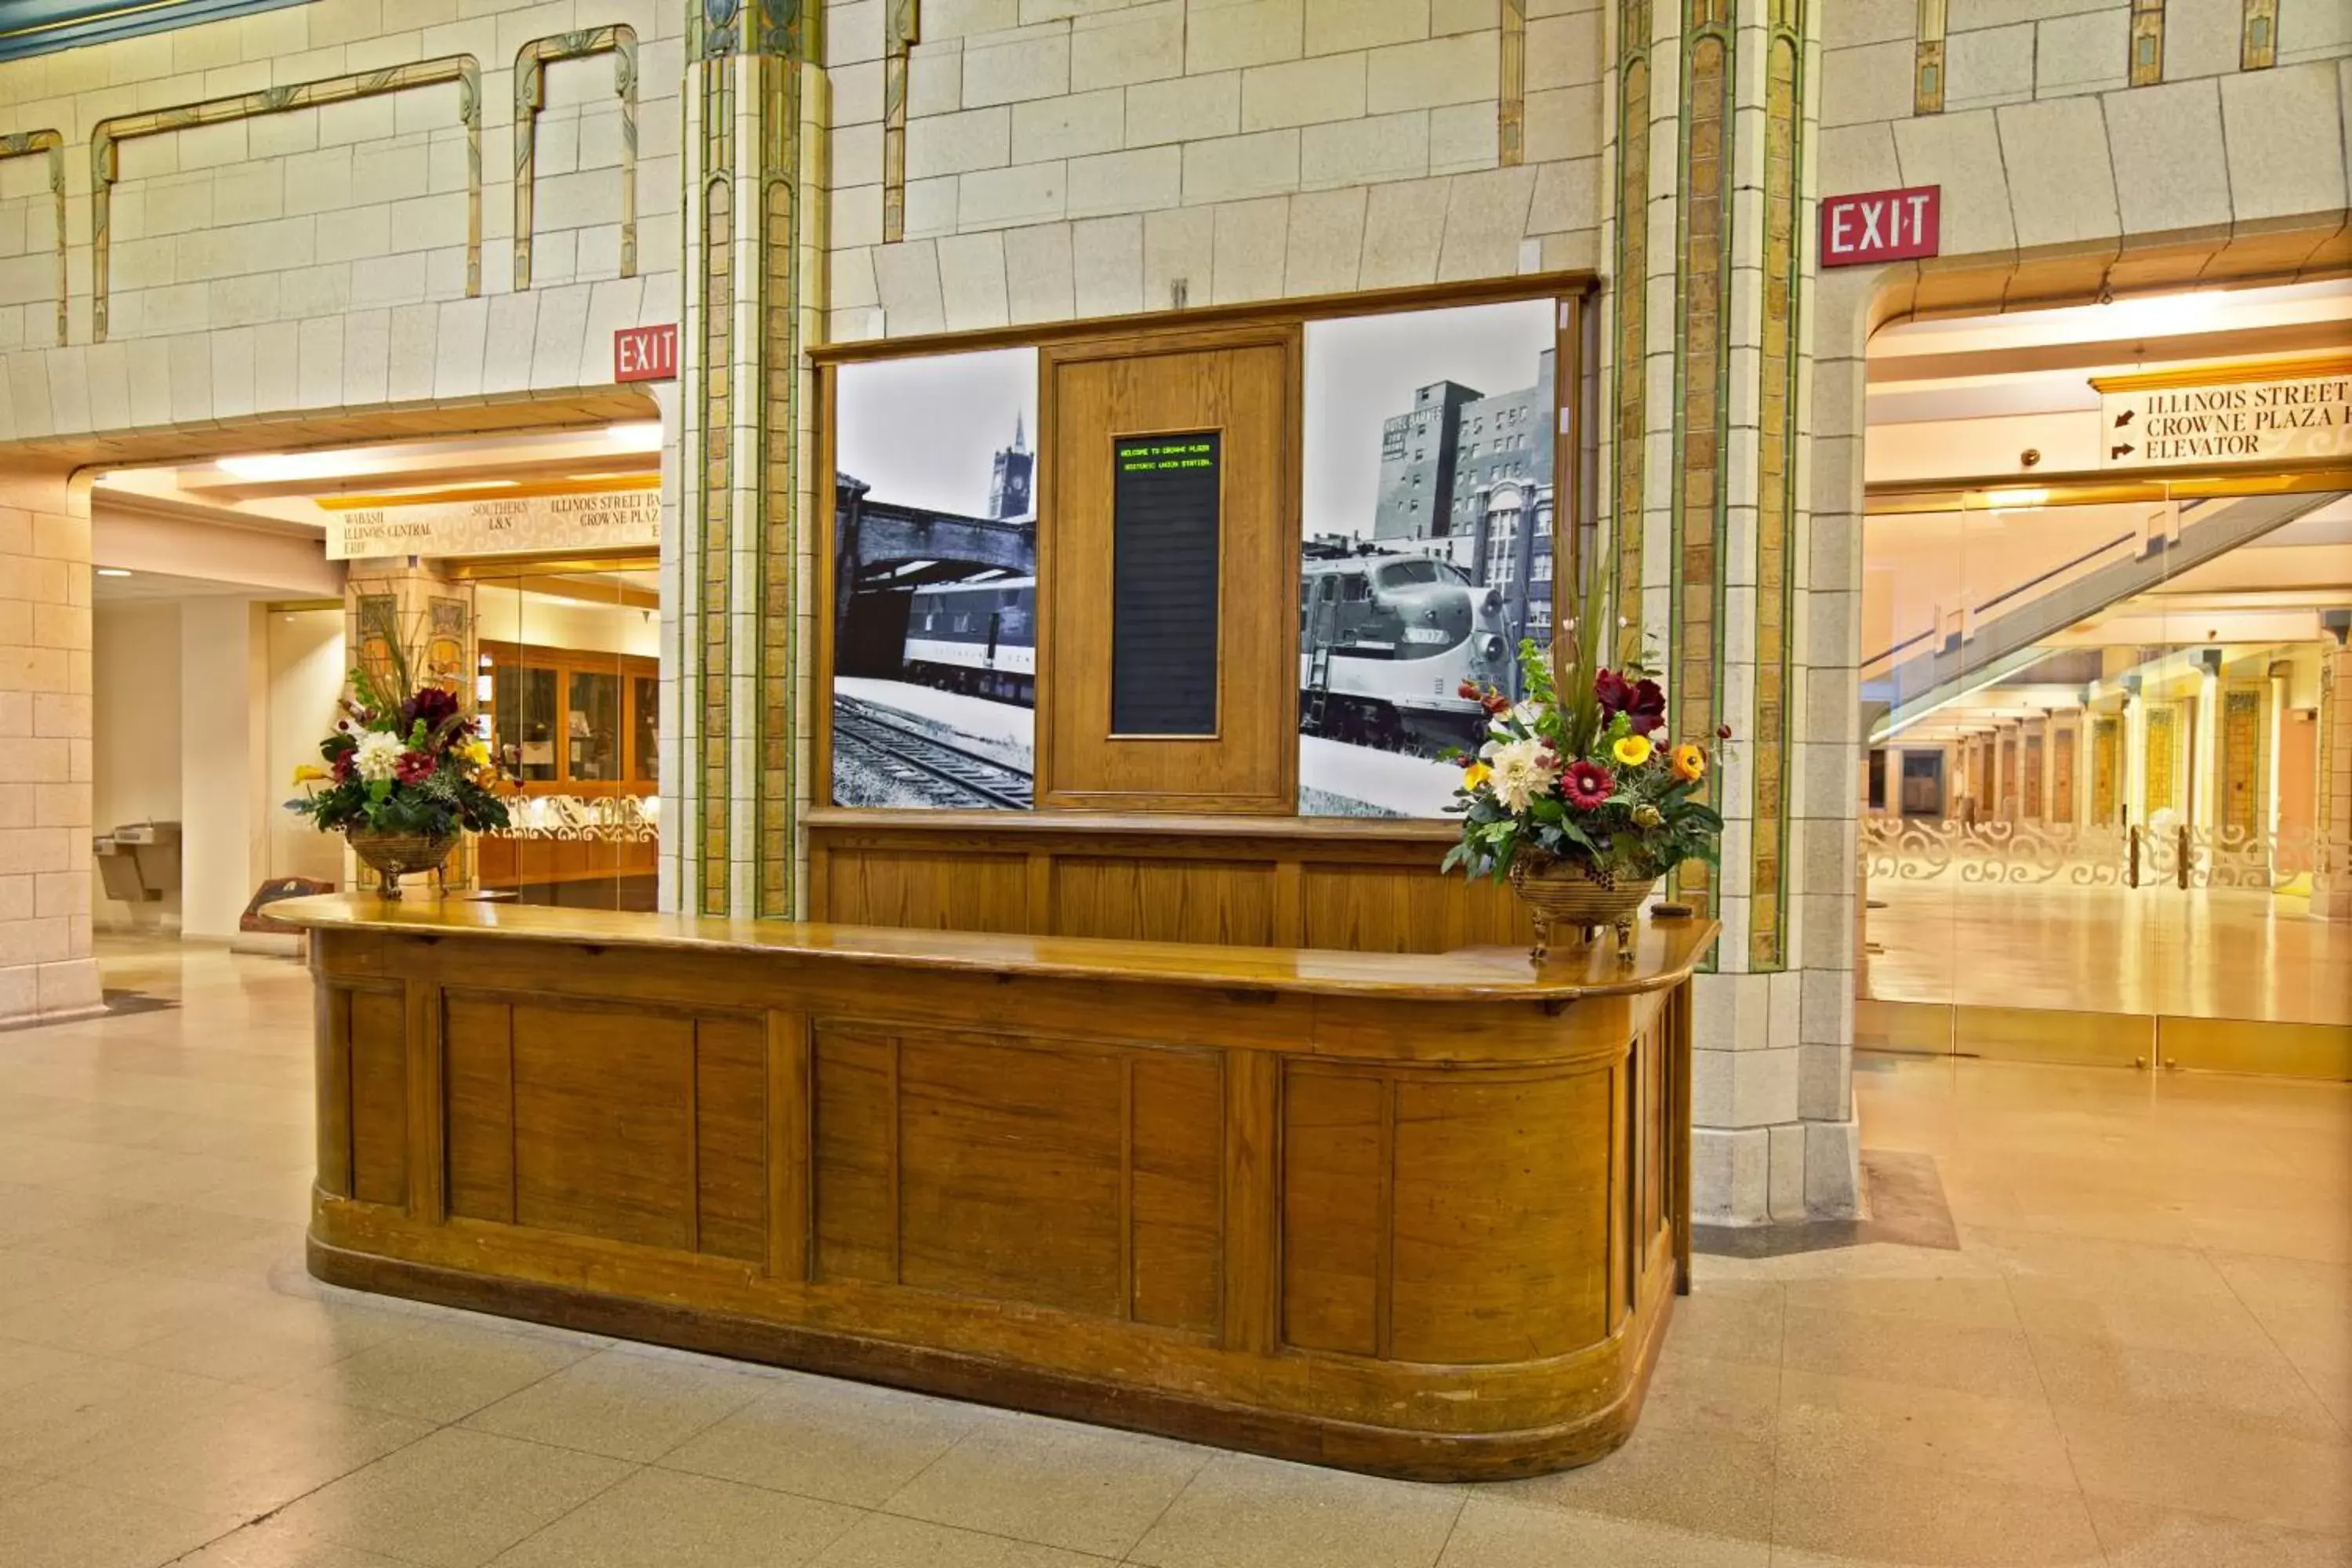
1820,185 -> 1940,267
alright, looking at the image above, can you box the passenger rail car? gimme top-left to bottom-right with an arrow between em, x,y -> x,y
903,576 -> 1036,705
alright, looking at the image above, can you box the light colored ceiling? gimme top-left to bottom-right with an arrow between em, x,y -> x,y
91,568 -> 294,604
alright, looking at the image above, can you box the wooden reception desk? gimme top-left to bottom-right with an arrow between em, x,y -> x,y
281,893 -> 1713,1480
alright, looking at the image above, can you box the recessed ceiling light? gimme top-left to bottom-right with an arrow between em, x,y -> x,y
604,421 -> 663,449
96,567 -> 132,578
218,451 -> 379,481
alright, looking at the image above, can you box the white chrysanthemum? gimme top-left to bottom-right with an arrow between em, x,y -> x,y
1479,737 -> 1556,813
351,730 -> 405,783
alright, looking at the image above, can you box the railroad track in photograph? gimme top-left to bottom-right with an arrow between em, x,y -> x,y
833,698 -> 1033,810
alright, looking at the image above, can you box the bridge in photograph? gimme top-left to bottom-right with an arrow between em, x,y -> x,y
832,474 -> 1036,677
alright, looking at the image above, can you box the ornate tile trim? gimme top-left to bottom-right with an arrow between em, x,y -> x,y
757,55 -> 806,920
695,62 -> 737,918
2241,0 -> 2278,68
1915,0 -> 1946,114
882,0 -> 918,241
1611,0 -> 1650,666
0,130 -> 65,347
1500,0 -> 1528,167
1672,0 -> 1734,924
1750,0 -> 1805,972
2129,0 -> 2165,86
514,27 -> 640,291
90,56 -> 481,343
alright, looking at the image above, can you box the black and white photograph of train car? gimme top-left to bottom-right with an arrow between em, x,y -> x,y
1299,302 -> 1559,816
830,349 -> 1038,810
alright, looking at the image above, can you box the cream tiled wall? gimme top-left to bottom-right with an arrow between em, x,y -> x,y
824,0 -> 1606,338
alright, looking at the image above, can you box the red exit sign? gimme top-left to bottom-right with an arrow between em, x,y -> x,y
1820,185 -> 1940,267
613,323 -> 677,382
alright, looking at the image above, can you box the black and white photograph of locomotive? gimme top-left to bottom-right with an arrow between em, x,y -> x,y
830,348 -> 1040,810
1297,301 -> 1559,816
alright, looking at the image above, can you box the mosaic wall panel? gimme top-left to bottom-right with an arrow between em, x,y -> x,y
514,27 -> 641,291
881,0 -> 916,242
2146,706 -> 2178,815
1748,1 -> 1803,971
1500,0 -> 1528,167
2242,0 -> 2278,68
1612,0 -> 1651,667
1915,0 -> 1947,114
2053,726 -> 2076,825
2223,688 -> 2261,837
2092,716 -> 2119,824
2129,0 -> 2165,87
1672,0 -> 1733,921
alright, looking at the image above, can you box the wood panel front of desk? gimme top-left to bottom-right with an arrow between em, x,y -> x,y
302,906 -> 1708,1480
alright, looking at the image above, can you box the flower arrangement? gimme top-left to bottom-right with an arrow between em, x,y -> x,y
1441,576 -> 1726,899
288,604 -> 510,851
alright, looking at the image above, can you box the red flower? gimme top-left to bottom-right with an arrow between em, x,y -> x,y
394,750 -> 436,785
401,685 -> 461,735
1717,722 -> 1733,740
331,753 -> 354,782
1483,693 -> 1511,715
1563,760 -> 1615,810
1595,670 -> 1666,735
1457,680 -> 1481,700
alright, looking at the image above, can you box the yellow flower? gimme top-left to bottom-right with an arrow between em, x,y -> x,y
1612,734 -> 1654,768
291,764 -> 328,785
1671,742 -> 1705,782
1460,760 -> 1493,791
458,739 -> 492,769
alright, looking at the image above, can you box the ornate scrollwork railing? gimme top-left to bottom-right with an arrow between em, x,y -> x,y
484,794 -> 659,843
1863,818 -> 2325,891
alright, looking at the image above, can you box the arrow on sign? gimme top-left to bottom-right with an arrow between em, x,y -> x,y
2111,443 -> 2136,459
2113,408 -> 2134,427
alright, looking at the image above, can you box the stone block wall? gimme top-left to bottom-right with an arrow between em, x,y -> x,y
822,0 -> 1609,338
0,0 -> 682,361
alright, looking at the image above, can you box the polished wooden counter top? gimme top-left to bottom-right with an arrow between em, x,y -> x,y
271,892 -> 1715,1003
293,891 -> 1707,1479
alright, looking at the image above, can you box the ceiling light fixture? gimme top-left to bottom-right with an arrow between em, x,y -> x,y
96,567 -> 132,578
604,421 -> 664,450
217,449 -> 388,481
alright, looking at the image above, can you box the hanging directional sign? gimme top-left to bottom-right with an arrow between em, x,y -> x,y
325,488 -> 660,560
2092,359 -> 2352,470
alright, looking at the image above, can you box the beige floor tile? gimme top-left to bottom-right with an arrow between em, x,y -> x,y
1774,1369 -> 2074,1491
811,1512 -> 1117,1566
0,1478 -> 241,1568
880,1413 -> 1210,1559
69,1389 -> 434,1519
267,1428 -> 633,1568
117,1289 -> 410,1390
659,1372 -> 984,1508
0,1356 -> 257,1475
1478,1417 -> 1774,1543
1435,1497 -> 1767,1567
0,1337 -> 94,1397
277,1317 -> 597,1424
462,1346 -> 769,1461
1127,1451 -> 1463,1568
2009,1276 -> 2281,1359
2027,1330 -> 2347,1442
1658,1279 -> 1784,1367
2086,1497 -> 2352,1567
1780,1273 -> 2022,1332
1771,1456 -> 2106,1566
0,1249 -> 129,1317
172,1514 -> 419,1567
0,1268 -> 272,1358
2054,1403 -> 2352,1536
485,1465 -> 862,1567
1777,1305 -> 2045,1401
1635,1351 -> 1780,1441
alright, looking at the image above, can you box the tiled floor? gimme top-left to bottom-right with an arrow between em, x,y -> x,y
0,937 -> 2345,1567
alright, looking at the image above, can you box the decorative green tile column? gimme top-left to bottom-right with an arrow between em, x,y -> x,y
677,0 -> 828,920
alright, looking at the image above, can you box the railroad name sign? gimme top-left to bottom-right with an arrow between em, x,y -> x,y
326,488 -> 661,560
2094,362 -> 2352,470
1820,185 -> 1940,267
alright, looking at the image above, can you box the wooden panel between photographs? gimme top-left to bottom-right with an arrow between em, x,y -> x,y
1040,330 -> 1300,811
